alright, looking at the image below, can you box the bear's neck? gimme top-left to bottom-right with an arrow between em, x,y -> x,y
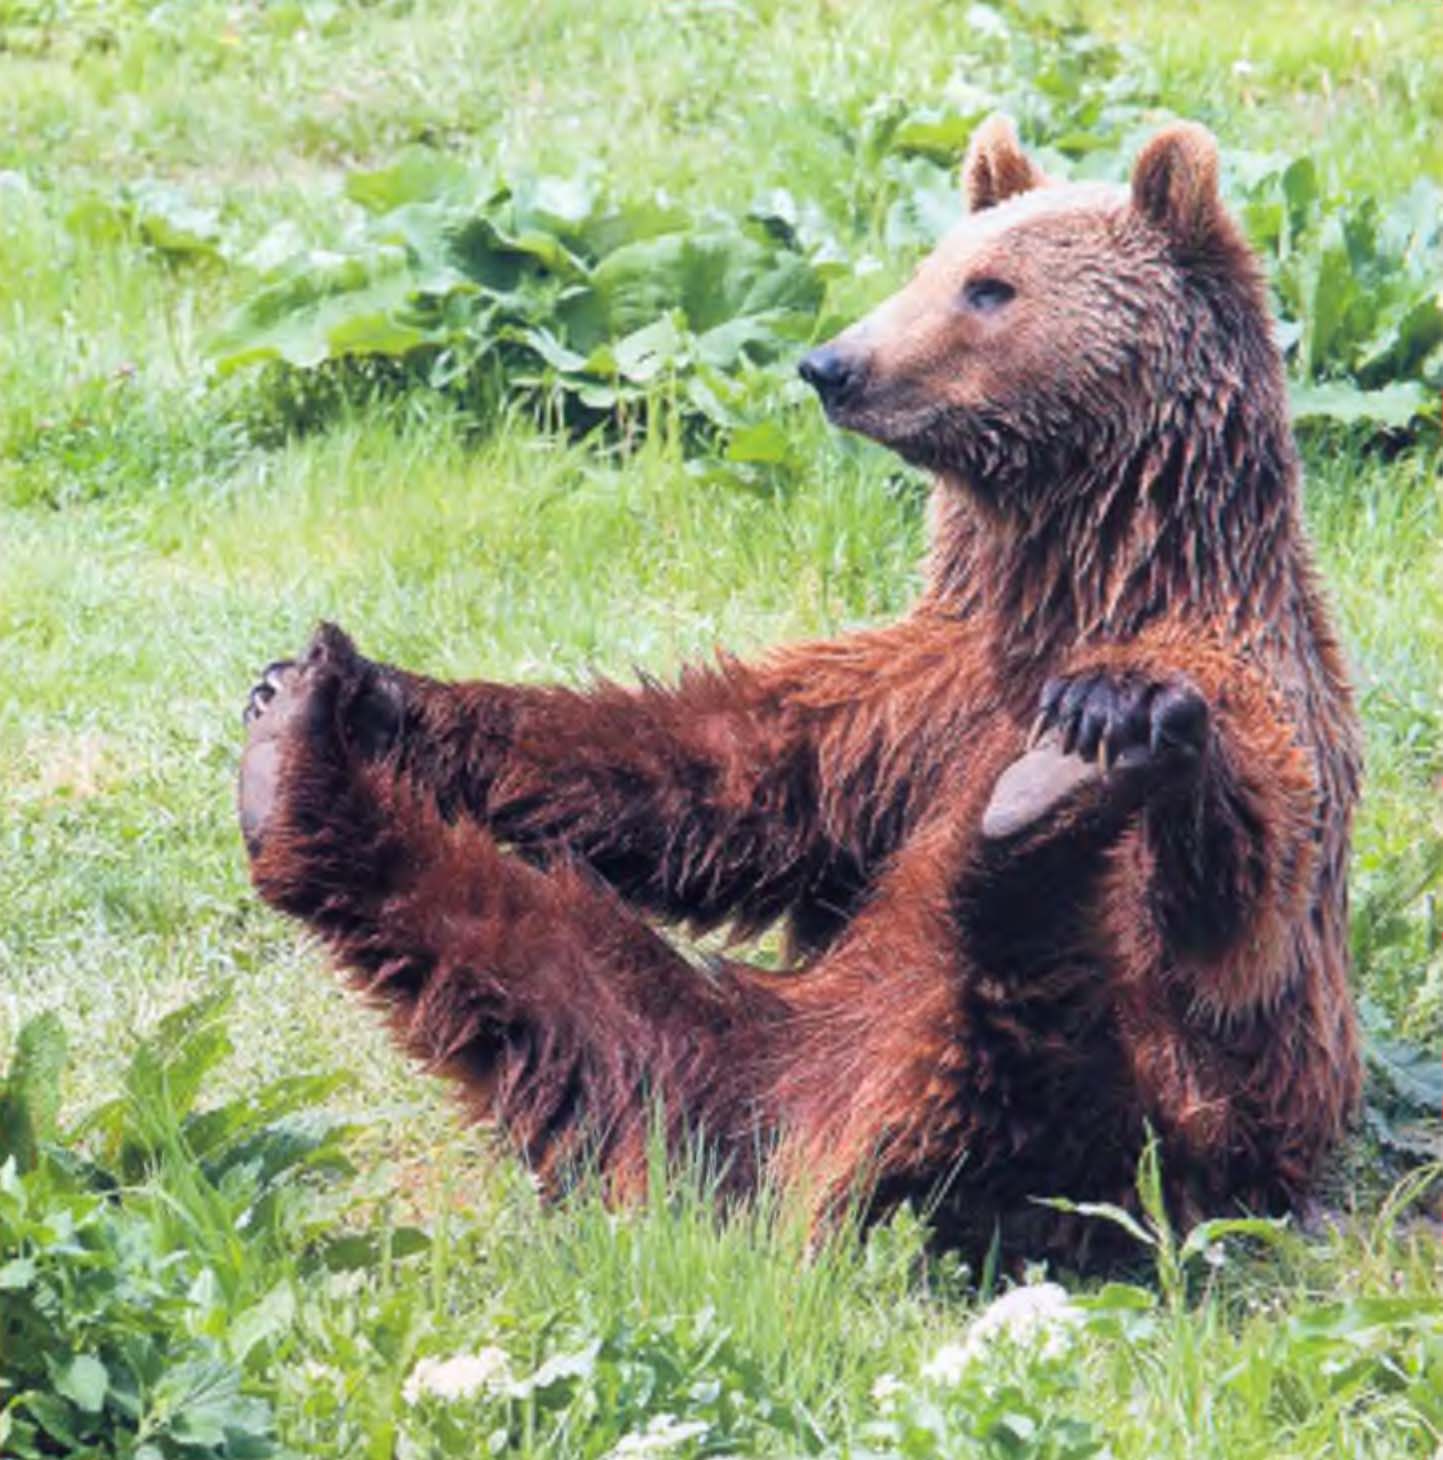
923,407 -> 1304,673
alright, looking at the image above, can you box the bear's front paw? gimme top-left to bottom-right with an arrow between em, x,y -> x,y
1031,671 -> 1209,773
981,672 -> 1208,841
237,623 -> 405,856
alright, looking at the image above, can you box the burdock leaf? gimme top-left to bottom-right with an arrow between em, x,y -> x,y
345,148 -> 477,213
1289,379 -> 1431,427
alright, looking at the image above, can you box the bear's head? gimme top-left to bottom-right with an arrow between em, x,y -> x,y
800,117 -> 1284,512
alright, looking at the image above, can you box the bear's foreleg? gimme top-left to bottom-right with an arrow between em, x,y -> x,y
981,640 -> 1326,1007
975,645 -> 1346,1212
239,627 -> 789,1191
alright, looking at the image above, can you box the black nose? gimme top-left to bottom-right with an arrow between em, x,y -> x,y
798,344 -> 861,404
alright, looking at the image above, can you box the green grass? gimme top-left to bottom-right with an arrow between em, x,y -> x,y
2,1 -> 1443,1455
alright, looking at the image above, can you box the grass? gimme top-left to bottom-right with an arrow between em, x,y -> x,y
1,0 -> 1442,1455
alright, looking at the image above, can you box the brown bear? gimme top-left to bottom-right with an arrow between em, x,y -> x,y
237,116 -> 1362,1255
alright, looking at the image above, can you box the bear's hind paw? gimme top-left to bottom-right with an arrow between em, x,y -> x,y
236,623 -> 404,858
238,658 -> 306,857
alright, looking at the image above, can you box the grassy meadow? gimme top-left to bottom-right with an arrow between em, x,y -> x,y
2,0 -> 1442,1455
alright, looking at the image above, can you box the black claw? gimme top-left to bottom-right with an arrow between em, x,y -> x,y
1039,677 -> 1066,719
1150,684 -> 1209,759
245,659 -> 299,727
1056,676 -> 1096,754
244,682 -> 274,725
1075,700 -> 1109,761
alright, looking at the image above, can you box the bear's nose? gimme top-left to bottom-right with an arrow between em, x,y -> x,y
798,344 -> 862,404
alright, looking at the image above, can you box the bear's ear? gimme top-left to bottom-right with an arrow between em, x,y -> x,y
962,114 -> 1043,212
1130,122 -> 1223,248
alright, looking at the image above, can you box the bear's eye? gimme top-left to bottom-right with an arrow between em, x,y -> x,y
962,277 -> 1016,313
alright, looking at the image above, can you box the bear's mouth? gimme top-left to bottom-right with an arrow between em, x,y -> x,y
824,390 -> 956,466
798,346 -> 993,476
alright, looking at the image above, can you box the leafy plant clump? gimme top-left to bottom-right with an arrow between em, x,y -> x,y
0,993 -> 421,1459
211,152 -> 836,477
207,3 -> 1440,448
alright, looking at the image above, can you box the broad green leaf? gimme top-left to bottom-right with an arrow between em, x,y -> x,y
510,1342 -> 601,1403
575,381 -> 621,409
326,310 -> 434,357
505,325 -> 589,373
128,181 -> 223,259
214,274 -> 433,372
64,194 -> 128,245
211,244 -> 421,370
207,1108 -> 361,1187
1281,154 -> 1320,234
449,214 -> 586,291
883,157 -> 963,251
685,370 -> 739,428
890,108 -> 988,159
54,1355 -> 108,1414
611,315 -> 687,382
1365,1031 -> 1443,1114
22,1391 -> 82,1448
1357,293 -> 1443,383
696,313 -> 797,370
576,227 -> 821,347
240,219 -> 309,273
345,147 -> 478,213
1289,379 -> 1431,427
370,201 -> 470,279
0,1256 -> 36,1289
149,1359 -> 273,1449
571,199 -> 692,260
510,170 -> 602,236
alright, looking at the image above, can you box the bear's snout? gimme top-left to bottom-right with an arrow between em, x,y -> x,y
798,343 -> 865,411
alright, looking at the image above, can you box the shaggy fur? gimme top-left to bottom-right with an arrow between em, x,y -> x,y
238,117 -> 1362,1256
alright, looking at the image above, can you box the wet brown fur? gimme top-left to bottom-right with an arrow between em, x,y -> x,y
241,118 -> 1362,1256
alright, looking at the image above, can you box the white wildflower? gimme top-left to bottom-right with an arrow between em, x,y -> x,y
920,1341 -> 972,1385
870,1371 -> 905,1407
606,1414 -> 710,1457
923,1282 -> 1082,1383
402,1346 -> 513,1405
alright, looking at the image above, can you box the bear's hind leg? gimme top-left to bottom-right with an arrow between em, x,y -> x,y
239,627 -> 786,1192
